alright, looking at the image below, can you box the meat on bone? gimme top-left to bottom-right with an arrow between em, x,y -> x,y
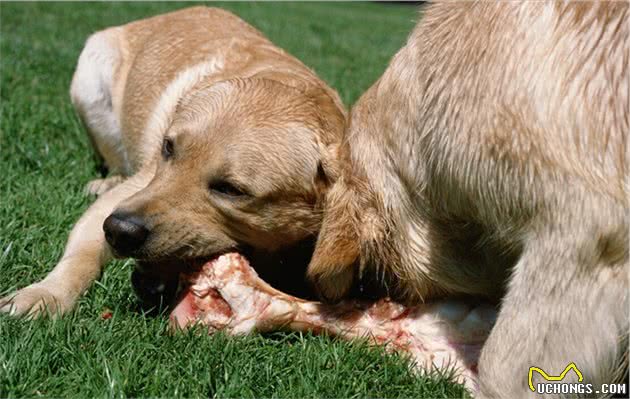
170,253 -> 497,390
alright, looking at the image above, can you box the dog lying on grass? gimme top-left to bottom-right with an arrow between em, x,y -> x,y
1,6 -> 345,315
307,2 -> 628,397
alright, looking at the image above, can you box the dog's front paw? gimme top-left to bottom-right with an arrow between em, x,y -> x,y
85,175 -> 124,196
0,283 -> 70,318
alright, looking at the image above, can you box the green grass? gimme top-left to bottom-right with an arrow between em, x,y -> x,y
0,2 -> 468,397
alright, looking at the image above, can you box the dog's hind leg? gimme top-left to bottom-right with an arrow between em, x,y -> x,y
70,28 -> 129,193
0,168 -> 153,317
477,202 -> 628,398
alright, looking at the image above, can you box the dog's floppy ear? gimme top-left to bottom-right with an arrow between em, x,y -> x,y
307,175 -> 361,302
303,85 -> 362,302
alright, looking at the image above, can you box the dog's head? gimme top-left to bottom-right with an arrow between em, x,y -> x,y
103,78 -> 345,305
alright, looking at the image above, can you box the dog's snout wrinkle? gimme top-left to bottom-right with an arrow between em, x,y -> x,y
103,212 -> 149,256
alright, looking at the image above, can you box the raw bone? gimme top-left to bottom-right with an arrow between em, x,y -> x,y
170,253 -> 496,390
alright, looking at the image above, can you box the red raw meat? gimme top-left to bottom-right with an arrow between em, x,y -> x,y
170,253 -> 496,390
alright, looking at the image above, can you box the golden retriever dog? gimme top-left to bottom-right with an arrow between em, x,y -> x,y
1,6 -> 345,314
307,2 -> 628,397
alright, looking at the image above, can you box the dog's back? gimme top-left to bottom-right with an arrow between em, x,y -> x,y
360,2 -> 628,228
410,2 -> 628,214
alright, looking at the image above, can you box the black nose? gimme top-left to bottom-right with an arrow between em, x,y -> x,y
103,212 -> 149,256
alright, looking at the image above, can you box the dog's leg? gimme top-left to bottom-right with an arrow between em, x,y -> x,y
70,28 -> 129,183
0,169 -> 153,317
477,208 -> 628,397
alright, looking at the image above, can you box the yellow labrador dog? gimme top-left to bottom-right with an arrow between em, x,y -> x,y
1,7 -> 345,314
308,2 -> 628,397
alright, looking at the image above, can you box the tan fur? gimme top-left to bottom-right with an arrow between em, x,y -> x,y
309,2 -> 628,397
1,7 -> 345,316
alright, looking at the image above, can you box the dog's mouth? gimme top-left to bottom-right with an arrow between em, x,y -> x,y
131,253 -> 233,310
131,239 -> 317,312
131,234 -> 323,313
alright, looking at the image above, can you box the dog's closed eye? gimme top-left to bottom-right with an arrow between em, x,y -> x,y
209,180 -> 249,197
162,137 -> 175,160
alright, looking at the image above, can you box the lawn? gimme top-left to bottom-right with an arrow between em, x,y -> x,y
0,2 -> 468,397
